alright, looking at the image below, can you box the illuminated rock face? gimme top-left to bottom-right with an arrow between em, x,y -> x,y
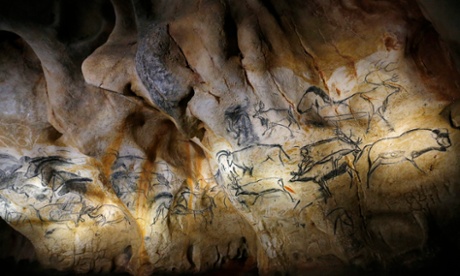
1,0 -> 460,275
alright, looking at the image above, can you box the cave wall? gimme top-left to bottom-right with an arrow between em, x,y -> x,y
1,0 -> 460,275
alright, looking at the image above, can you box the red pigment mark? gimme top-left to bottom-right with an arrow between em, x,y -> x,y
285,186 -> 295,194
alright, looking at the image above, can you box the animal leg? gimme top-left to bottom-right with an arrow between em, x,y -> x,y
280,180 -> 295,202
288,127 -> 294,138
377,106 -> 395,131
346,168 -> 358,189
285,190 -> 295,202
317,179 -> 332,198
289,118 -> 300,130
251,195 -> 259,205
248,167 -> 254,176
407,158 -> 426,174
332,159 -> 340,176
367,159 -> 382,188
277,153 -> 285,167
288,107 -> 301,130
365,112 -> 372,133
262,126 -> 270,137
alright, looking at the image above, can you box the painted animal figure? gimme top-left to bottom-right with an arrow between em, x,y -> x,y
326,207 -> 354,235
110,170 -> 139,206
217,144 -> 290,176
253,101 -> 299,138
0,153 -> 24,179
229,175 -> 295,206
225,105 -> 258,146
52,171 -> 92,197
297,86 -> 372,128
12,182 -> 51,201
25,156 -> 74,186
360,128 -> 451,187
291,130 -> 361,181
290,153 -> 360,199
172,189 -> 215,224
297,85 -> 399,131
86,204 -> 130,226
36,201 -> 87,224
151,192 -> 173,224
111,155 -> 144,172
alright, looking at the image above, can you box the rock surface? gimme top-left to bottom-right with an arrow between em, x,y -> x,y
1,0 -> 460,275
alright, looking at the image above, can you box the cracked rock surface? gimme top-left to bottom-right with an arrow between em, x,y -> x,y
1,0 -> 460,275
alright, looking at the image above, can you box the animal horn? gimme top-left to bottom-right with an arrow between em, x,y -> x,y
216,150 -> 230,160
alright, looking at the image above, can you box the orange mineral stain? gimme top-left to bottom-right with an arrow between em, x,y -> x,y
101,129 -> 124,178
137,159 -> 154,212
285,186 -> 296,194
135,158 -> 155,267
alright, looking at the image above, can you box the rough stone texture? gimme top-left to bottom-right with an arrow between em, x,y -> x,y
1,0 -> 460,275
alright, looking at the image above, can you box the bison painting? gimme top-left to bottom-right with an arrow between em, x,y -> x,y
359,128 -> 452,187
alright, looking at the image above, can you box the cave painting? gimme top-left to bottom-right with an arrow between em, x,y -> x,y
253,101 -> 299,138
290,129 -> 362,198
1,0 -> 460,275
217,143 -> 291,176
361,128 -> 452,187
297,61 -> 401,132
